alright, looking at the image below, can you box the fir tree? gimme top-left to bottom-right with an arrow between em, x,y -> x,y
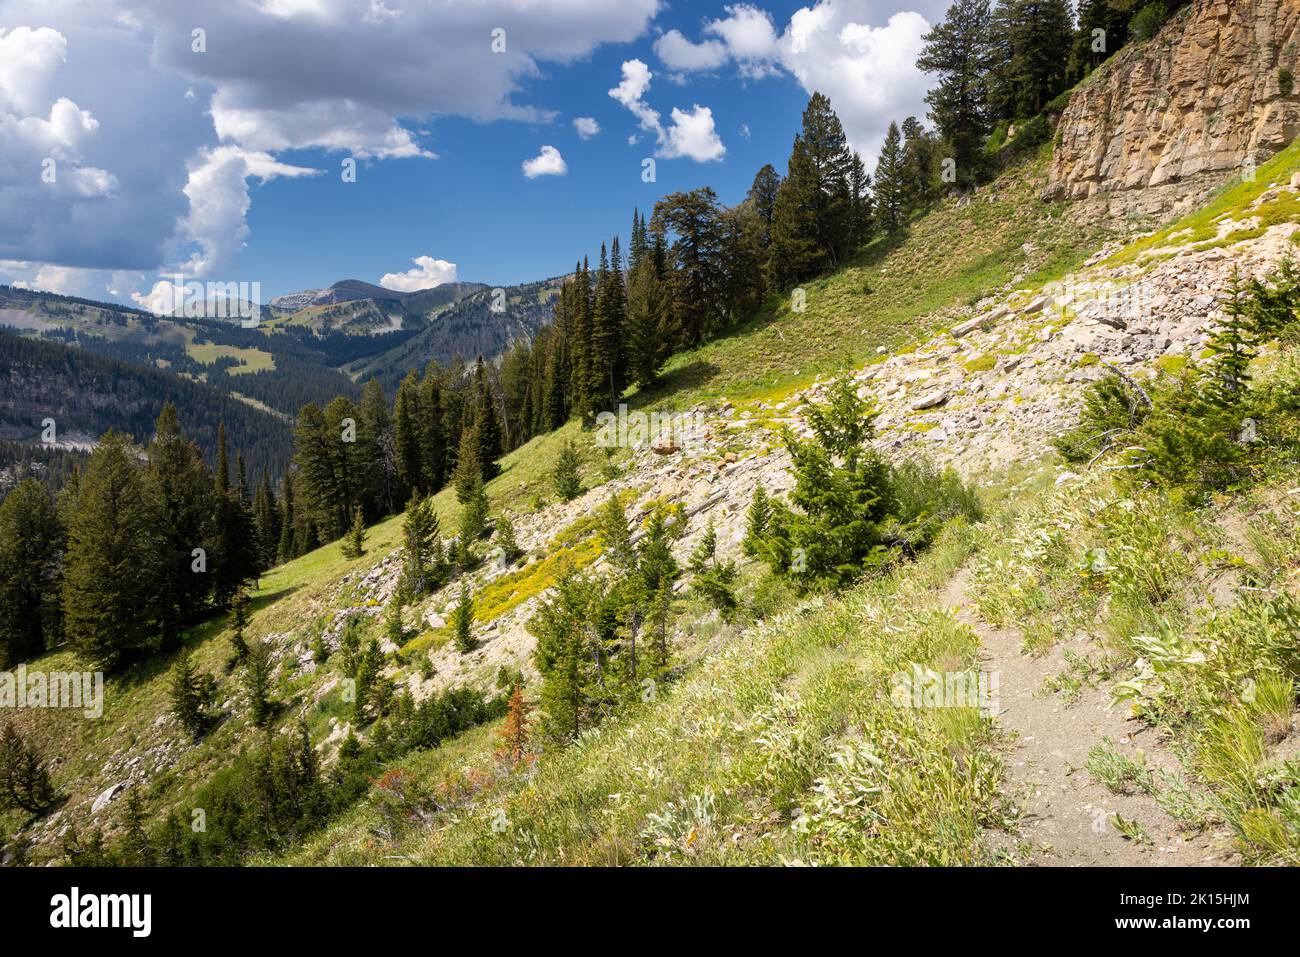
243,637 -> 274,728
452,582 -> 475,653
0,478 -> 63,667
146,403 -> 214,647
472,357 -> 503,480
0,722 -> 57,814
341,505 -> 366,559
916,0 -> 995,187
62,431 -> 162,670
744,485 -> 773,556
874,121 -> 908,232
251,463 -> 280,571
120,787 -> 155,867
497,682 -> 531,765
553,440 -> 583,501
169,650 -> 216,740
400,491 -> 446,596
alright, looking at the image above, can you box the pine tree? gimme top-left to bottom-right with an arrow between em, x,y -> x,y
874,121 -> 908,232
251,463 -> 280,571
917,0 -> 995,187
357,377 -> 395,517
768,93 -> 855,287
625,254 -> 671,387
146,404 -> 213,647
416,369 -> 447,494
687,518 -> 739,620
553,440 -> 583,501
0,478 -> 63,667
276,467 -> 295,564
452,582 -> 475,653
120,787 -> 155,866
451,424 -> 481,505
901,116 -> 937,212
497,682 -> 531,765
341,505 -> 366,559
747,163 -> 782,251
227,584 -> 251,669
1069,0 -> 1128,80
988,0 -> 1075,121
459,472 -> 490,543
393,370 -> 424,503
0,722 -> 56,814
495,514 -> 522,565
472,357 -> 503,479
169,650 -> 216,740
744,485 -> 772,556
243,637 -> 274,727
211,422 -> 257,605
653,189 -> 726,346
530,569 -> 593,741
62,431 -> 162,670
598,494 -> 634,572
400,491 -> 445,596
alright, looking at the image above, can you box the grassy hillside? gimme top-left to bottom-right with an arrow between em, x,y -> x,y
10,141 -> 1300,868
642,147 -> 1112,411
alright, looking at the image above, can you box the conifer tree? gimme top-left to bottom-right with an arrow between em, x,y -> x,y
553,440 -> 583,501
917,0 -> 995,187
227,584 -> 251,670
243,637 -> 274,727
744,485 -> 772,556
0,722 -> 56,814
393,370 -> 424,503
276,467 -> 296,564
497,682 -> 531,765
62,431 -> 162,669
400,491 -> 445,596
452,582 -> 475,653
120,787 -> 155,867
472,357 -> 503,480
341,505 -> 366,559
768,93 -> 855,286
0,478 -> 63,666
459,472 -> 490,543
416,369 -> 447,494
357,377 -> 395,517
495,514 -> 522,565
988,0 -> 1075,120
146,404 -> 213,646
251,463 -> 280,571
874,121 -> 908,232
169,650 -> 217,741
747,163 -> 782,252
653,189 -> 726,345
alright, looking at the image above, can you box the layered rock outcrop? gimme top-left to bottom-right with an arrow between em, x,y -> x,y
1046,0 -> 1300,218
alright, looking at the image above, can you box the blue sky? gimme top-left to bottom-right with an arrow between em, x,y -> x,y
0,1 -> 952,304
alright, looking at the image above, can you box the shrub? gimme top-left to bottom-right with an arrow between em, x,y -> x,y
1129,2 -> 1168,43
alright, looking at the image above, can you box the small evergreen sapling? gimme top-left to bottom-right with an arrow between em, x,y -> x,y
453,583 -> 475,653
341,505 -> 367,559
553,441 -> 583,501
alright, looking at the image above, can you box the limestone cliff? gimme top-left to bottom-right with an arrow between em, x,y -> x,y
1045,0 -> 1300,218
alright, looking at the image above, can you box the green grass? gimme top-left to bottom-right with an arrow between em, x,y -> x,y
1105,139 -> 1300,267
634,148 -> 1110,412
185,341 -> 276,374
272,521 -> 1013,866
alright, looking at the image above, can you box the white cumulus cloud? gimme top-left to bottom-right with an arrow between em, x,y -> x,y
608,59 -> 725,163
378,255 -> 458,292
522,144 -> 567,178
648,1 -> 933,165
573,116 -> 600,139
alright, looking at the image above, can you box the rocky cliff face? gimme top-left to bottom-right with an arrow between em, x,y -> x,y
1046,0 -> 1300,218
